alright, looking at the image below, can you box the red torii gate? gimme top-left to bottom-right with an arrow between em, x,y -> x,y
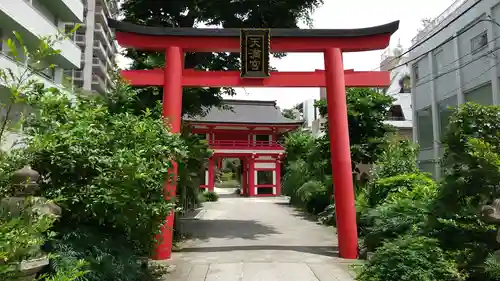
108,19 -> 399,260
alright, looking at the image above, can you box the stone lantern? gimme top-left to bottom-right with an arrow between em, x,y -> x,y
1,166 -> 60,280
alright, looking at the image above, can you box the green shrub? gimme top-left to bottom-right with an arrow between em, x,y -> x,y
361,198 -> 431,252
221,172 -> 233,182
355,236 -> 465,281
428,103 -> 500,280
369,138 -> 419,181
296,180 -> 330,214
0,198 -> 56,280
23,88 -> 186,281
283,159 -> 311,204
202,191 -> 219,202
366,173 -> 435,207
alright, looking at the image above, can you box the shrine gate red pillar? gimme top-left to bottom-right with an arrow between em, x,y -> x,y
154,45 -> 183,260
208,157 -> 215,192
323,48 -> 358,259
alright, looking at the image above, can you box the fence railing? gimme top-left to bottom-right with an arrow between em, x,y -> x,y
208,140 -> 283,148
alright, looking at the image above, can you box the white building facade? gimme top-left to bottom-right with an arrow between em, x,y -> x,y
0,0 -> 84,89
410,0 -> 500,178
65,0 -> 119,94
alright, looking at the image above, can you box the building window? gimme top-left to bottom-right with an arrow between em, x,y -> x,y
255,134 -> 269,142
465,83 -> 493,105
417,107 -> 434,149
437,95 -> 457,137
193,133 -> 206,140
434,49 -> 444,74
399,74 -> 411,93
257,171 -> 273,185
471,31 -> 488,53
413,64 -> 420,81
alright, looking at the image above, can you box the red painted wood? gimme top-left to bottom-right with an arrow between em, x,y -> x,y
121,69 -> 390,88
208,140 -> 283,150
324,48 -> 358,259
155,46 -> 183,261
115,31 -> 392,53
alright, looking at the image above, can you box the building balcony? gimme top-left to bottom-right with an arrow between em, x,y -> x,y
94,23 -> 117,56
0,51 -> 59,90
73,33 -> 86,46
93,40 -> 112,65
92,57 -> 107,78
208,140 -> 284,150
0,1 -> 81,69
97,0 -> 119,19
39,0 -> 84,22
91,74 -> 106,94
95,5 -> 109,27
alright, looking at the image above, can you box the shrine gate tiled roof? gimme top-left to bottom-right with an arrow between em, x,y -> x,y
184,100 -> 304,125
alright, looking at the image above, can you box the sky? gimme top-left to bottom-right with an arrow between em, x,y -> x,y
116,0 -> 457,109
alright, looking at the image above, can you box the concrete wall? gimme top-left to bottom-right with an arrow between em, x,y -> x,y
410,0 -> 500,178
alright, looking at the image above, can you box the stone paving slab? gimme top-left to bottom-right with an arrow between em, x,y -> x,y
166,196 -> 356,281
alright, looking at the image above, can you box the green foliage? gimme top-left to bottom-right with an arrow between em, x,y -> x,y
483,254 -> 500,280
355,236 -> 465,281
369,138 -> 419,181
221,172 -> 234,182
50,225 -> 160,281
281,108 -> 297,120
282,159 -> 311,205
121,0 -> 323,116
296,181 -> 330,214
0,198 -> 55,279
24,91 -> 186,254
427,103 -> 500,280
202,191 -> 219,202
39,258 -> 88,281
314,88 -> 395,166
176,128 -> 212,213
282,89 -> 394,220
361,198 -> 430,253
18,86 -> 186,280
366,173 -> 435,208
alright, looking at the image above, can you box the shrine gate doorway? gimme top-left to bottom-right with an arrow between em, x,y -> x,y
108,18 -> 399,261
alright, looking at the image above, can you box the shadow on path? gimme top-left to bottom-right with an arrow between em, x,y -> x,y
275,201 -> 323,224
178,245 -> 339,257
181,219 -> 281,240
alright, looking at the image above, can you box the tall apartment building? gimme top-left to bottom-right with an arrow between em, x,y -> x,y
410,0 -> 500,178
0,0 -> 84,90
0,0 -> 84,150
65,0 -> 119,94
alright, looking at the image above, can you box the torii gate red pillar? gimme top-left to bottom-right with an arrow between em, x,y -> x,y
324,48 -> 357,259
154,46 -> 183,260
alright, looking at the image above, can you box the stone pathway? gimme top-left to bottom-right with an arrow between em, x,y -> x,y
167,191 -> 357,281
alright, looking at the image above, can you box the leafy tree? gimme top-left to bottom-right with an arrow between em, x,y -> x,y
428,103 -> 500,280
281,108 -> 297,120
21,84 -> 186,281
120,0 -> 324,116
314,88 -> 394,170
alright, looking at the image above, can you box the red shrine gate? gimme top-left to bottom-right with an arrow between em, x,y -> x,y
108,18 -> 399,261
184,99 -> 304,196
